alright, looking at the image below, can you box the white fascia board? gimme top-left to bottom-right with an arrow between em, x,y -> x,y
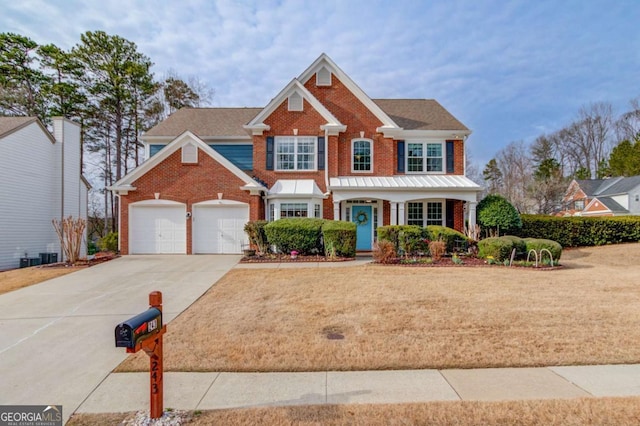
378,128 -> 473,139
298,54 -> 398,129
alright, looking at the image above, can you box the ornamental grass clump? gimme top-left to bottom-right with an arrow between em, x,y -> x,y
373,241 -> 396,263
428,239 -> 446,261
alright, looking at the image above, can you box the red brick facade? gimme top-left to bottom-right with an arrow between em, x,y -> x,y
118,147 -> 260,254
116,56 -> 475,254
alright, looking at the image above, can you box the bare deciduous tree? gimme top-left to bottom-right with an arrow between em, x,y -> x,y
495,141 -> 534,213
559,102 -> 614,178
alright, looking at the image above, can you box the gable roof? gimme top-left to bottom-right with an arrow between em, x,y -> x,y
574,176 -> 640,197
141,54 -> 470,140
297,54 -> 397,130
599,175 -> 640,195
141,100 -> 469,140
0,116 -> 55,143
594,196 -> 628,213
143,108 -> 261,139
574,178 -> 620,196
110,131 -> 265,193
244,78 -> 346,135
373,99 -> 469,131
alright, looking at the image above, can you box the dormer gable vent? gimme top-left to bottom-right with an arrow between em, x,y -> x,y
316,66 -> 332,86
181,142 -> 198,163
288,91 -> 303,111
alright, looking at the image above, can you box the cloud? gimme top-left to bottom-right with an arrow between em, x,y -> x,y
2,0 -> 638,169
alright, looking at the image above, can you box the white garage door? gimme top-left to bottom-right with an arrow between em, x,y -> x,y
193,203 -> 249,254
130,203 -> 187,254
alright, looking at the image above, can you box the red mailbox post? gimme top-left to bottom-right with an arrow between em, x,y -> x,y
115,291 -> 167,419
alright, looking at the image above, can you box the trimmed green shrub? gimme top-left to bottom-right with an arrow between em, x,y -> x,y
264,218 -> 324,254
477,194 -> 522,236
244,220 -> 269,254
399,226 -> 427,256
500,235 -> 527,255
478,237 -> 513,261
524,238 -> 563,262
322,220 -> 356,258
376,225 -> 403,253
518,215 -> 640,247
426,225 -> 468,253
99,232 -> 118,252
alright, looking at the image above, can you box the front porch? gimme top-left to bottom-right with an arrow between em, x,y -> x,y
329,175 -> 482,250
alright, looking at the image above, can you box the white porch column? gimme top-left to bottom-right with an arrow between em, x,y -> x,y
468,201 -> 477,228
390,202 -> 398,225
398,203 -> 405,225
333,201 -> 340,220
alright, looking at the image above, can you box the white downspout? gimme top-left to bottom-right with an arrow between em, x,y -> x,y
324,128 -> 330,191
60,120 -> 65,262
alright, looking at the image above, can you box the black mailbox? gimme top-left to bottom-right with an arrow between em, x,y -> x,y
115,307 -> 163,349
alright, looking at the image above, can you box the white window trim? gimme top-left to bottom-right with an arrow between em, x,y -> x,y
268,198 -> 324,221
406,140 -> 445,174
351,138 -> 374,173
275,136 -> 317,171
405,199 -> 445,227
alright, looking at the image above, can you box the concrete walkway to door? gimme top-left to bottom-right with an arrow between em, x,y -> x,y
0,255 -> 240,425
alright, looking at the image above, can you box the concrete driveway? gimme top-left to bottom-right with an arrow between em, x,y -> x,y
0,255 -> 240,424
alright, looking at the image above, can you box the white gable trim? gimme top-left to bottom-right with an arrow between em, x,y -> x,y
244,79 -> 344,135
110,131 -> 265,193
298,53 -> 398,129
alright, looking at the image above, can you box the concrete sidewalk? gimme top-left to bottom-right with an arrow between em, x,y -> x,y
77,364 -> 640,413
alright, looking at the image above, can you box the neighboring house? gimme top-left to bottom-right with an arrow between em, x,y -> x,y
561,176 -> 640,216
0,117 -> 90,270
110,54 -> 482,254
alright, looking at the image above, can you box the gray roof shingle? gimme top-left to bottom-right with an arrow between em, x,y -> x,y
143,99 -> 469,138
373,99 -> 469,131
599,176 -> 640,195
0,117 -> 38,139
596,197 -> 628,213
143,108 -> 262,138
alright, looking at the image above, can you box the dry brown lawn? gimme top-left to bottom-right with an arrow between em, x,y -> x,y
117,243 -> 640,373
67,397 -> 640,425
0,265 -> 82,295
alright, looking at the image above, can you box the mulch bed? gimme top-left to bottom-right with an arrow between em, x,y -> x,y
240,254 -> 561,269
241,254 -> 355,263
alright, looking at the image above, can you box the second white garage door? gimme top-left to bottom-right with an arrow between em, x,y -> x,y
192,203 -> 249,254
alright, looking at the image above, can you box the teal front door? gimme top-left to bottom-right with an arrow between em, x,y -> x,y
352,205 -> 373,250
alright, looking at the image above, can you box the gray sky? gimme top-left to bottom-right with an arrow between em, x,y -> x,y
3,0 -> 639,168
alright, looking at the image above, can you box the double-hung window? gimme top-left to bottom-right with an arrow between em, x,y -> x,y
406,201 -> 443,226
276,136 -> 316,170
352,139 -> 372,172
407,142 -> 443,173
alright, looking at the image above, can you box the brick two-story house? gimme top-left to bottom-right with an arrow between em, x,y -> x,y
110,54 -> 482,254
